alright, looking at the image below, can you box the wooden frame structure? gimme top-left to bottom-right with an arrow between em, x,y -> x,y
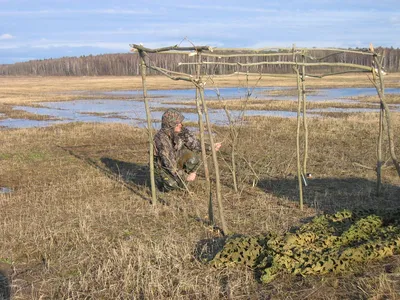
130,43 -> 400,233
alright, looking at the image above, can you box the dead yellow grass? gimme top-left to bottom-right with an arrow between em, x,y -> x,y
167,99 -> 387,112
350,94 -> 400,104
1,117 -> 399,299
1,73 -> 400,105
0,76 -> 400,299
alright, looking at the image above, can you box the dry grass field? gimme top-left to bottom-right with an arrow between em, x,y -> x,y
1,75 -> 400,299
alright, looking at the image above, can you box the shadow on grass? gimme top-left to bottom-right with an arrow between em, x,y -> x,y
258,176 -> 400,213
194,236 -> 228,263
0,270 -> 10,300
100,157 -> 174,207
101,157 -> 150,187
58,146 -> 152,203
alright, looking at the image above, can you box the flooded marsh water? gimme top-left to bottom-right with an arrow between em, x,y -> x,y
1,87 -> 400,129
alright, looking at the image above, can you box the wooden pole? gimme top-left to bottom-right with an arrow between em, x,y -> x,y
292,45 -> 303,210
199,87 -> 229,234
377,99 -> 384,195
293,45 -> 304,211
138,50 -> 157,205
131,44 -> 211,53
195,53 -> 210,184
220,70 -> 370,78
296,68 -> 304,211
178,61 -> 374,71
194,53 -> 213,224
223,107 -> 239,193
373,55 -> 400,177
301,53 -> 308,175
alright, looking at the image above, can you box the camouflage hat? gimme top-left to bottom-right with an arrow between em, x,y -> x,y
161,108 -> 184,128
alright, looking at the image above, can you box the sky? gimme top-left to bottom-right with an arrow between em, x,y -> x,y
1,0 -> 399,64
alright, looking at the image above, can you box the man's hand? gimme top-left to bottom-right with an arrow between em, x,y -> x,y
186,172 -> 197,182
214,142 -> 222,151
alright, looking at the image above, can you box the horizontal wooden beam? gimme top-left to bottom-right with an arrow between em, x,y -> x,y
178,61 -> 373,71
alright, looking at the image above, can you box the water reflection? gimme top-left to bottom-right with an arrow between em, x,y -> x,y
0,187 -> 13,194
0,118 -> 67,128
102,87 -> 400,102
102,87 -> 277,100
267,88 -> 400,101
1,87 -> 399,129
2,99 -> 314,128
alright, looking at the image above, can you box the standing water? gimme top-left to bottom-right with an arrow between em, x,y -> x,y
1,87 -> 400,128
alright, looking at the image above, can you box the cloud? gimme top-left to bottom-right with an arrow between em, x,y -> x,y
390,15 -> 400,26
76,21 -> 255,41
31,41 -> 130,51
0,44 -> 17,49
0,8 -> 154,16
248,40 -> 353,49
176,4 -> 277,13
0,33 -> 13,40
1,1 -> 399,64
177,0 -> 400,11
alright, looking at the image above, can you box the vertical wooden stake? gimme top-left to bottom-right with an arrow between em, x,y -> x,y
373,54 -> 400,178
296,67 -> 304,211
139,50 -> 157,205
301,53 -> 308,175
195,53 -> 210,184
199,87 -> 229,234
194,52 -> 213,225
377,101 -> 384,195
293,45 -> 304,211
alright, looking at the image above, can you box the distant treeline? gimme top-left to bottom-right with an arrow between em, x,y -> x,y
1,47 -> 400,76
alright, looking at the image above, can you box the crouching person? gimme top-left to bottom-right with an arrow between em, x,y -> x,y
153,108 -> 221,191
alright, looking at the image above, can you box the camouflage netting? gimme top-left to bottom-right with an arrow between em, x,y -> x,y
210,210 -> 400,283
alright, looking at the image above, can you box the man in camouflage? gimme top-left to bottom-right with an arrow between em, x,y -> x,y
153,108 -> 221,191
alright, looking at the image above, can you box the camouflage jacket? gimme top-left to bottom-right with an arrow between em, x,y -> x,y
154,127 -> 202,179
